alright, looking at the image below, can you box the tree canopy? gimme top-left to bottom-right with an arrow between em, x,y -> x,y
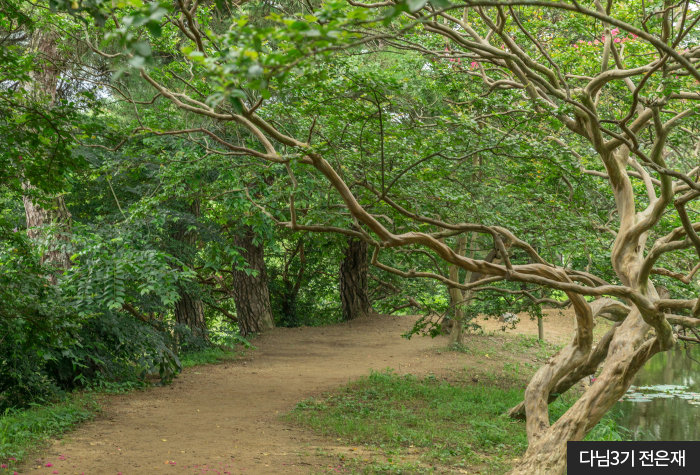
1,0 -> 699,473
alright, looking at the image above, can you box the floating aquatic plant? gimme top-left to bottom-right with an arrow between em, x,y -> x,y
620,384 -> 700,405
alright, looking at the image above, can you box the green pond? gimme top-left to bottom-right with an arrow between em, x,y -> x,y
611,345 -> 700,441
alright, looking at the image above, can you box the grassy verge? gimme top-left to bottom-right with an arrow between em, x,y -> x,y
288,369 -> 628,475
180,346 -> 245,368
0,345 -> 247,473
0,395 -> 99,474
288,370 -> 528,474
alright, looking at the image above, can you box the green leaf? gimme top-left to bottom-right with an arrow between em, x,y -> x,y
230,96 -> 244,114
407,0 -> 428,12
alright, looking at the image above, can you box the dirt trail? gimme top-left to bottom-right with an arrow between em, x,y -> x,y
19,312 -> 576,475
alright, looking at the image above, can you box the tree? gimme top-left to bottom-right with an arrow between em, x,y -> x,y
376,4 -> 700,473
231,225 -> 275,335
17,24 -> 73,281
44,1 -> 700,473
339,232 -> 373,320
172,199 -> 208,338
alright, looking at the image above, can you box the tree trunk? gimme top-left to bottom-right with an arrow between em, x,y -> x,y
508,308 -> 658,475
279,286 -> 300,327
21,30 -> 71,283
446,235 -> 468,343
339,235 -> 372,320
278,239 -> 306,327
506,291 -> 662,475
22,186 -> 72,283
232,226 -> 274,335
173,200 -> 207,338
175,291 -> 207,337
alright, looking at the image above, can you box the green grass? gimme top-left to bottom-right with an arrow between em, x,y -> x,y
289,369 -> 630,474
0,395 -> 99,473
0,345 -> 246,472
180,346 -> 244,368
288,370 -> 529,474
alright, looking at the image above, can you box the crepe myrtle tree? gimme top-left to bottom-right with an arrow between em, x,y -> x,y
55,0 -> 700,473
371,2 -> 700,473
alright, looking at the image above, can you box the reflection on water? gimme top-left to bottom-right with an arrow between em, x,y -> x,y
611,345 -> 700,441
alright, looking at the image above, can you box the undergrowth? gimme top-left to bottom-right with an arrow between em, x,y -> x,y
0,344 -> 246,472
0,395 -> 99,474
180,347 -> 244,368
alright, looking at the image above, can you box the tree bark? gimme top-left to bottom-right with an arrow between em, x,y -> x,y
232,226 -> 274,335
21,30 -> 71,283
22,186 -> 72,283
173,200 -> 207,338
339,234 -> 372,320
447,235 -> 468,344
278,239 -> 306,327
507,308 -> 659,475
174,291 -> 207,337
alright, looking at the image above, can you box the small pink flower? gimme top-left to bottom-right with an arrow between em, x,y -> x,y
46,463 -> 54,467
594,39 -> 600,45
574,45 -> 578,48
1,465 -> 7,469
588,41 -> 592,45
614,38 -> 621,43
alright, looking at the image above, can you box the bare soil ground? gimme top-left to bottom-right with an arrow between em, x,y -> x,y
18,311 -> 583,475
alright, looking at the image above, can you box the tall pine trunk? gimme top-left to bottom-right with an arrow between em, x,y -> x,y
339,235 -> 372,320
232,226 -> 274,335
174,291 -> 207,338
173,200 -> 207,338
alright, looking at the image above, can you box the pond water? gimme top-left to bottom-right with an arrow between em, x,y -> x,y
611,345 -> 700,441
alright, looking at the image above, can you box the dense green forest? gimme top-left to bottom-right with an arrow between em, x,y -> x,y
1,0 -> 699,473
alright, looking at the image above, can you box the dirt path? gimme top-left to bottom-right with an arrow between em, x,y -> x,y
19,312 -> 577,475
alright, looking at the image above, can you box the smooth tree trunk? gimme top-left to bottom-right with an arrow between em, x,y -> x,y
339,235 -> 372,320
173,200 -> 207,338
446,234 -> 469,344
506,289 -> 664,475
508,308 -> 658,475
537,289 -> 545,341
232,226 -> 274,335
